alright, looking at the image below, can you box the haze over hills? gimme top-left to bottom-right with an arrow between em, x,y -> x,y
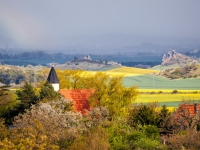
1,33 -> 200,55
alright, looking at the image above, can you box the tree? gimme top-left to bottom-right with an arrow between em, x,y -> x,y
2,82 -> 39,124
57,71 -> 138,119
16,82 -> 38,111
10,101 -> 84,149
0,86 -> 18,116
0,119 -> 9,141
159,105 -> 172,133
166,130 -> 200,150
58,69 -> 86,89
39,82 -> 60,101
0,85 -> 19,124
87,72 -> 138,119
69,126 -> 110,150
127,103 -> 161,127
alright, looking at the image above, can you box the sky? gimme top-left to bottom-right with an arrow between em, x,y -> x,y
0,0 -> 200,53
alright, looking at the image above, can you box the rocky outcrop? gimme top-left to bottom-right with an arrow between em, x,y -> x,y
161,49 -> 199,66
81,55 -> 92,60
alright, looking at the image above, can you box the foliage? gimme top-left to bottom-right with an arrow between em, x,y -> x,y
0,86 -> 18,116
159,105 -> 172,133
127,103 -> 173,138
88,107 -> 110,126
172,90 -> 178,94
58,70 -> 138,119
0,119 -> 9,141
11,101 -> 84,149
162,64 -> 200,79
0,65 -> 45,85
107,123 -> 131,150
0,86 -> 20,124
127,103 -> 161,127
127,125 -> 166,150
39,81 -> 60,101
16,82 -> 38,111
107,122 -> 165,150
88,72 -> 138,119
171,103 -> 200,132
10,120 -> 60,149
166,130 -> 200,150
58,69 -> 86,89
69,126 -> 110,150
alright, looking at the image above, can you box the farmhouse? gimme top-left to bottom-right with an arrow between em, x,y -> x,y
47,66 -> 92,113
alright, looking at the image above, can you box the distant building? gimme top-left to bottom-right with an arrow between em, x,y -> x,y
47,67 -> 59,91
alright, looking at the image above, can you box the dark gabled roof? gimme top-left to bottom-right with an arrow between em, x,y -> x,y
47,67 -> 59,83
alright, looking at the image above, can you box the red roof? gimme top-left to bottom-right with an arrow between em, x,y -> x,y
60,89 -> 94,114
173,104 -> 200,126
177,104 -> 200,116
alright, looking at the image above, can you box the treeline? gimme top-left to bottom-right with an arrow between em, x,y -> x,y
0,65 -> 46,85
0,50 -> 70,60
1,70 -> 200,149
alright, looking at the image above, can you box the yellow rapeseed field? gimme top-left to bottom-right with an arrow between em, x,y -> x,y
136,94 -> 200,103
105,67 -> 159,76
59,67 -> 159,77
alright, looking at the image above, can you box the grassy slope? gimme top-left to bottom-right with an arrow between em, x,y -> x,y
123,75 -> 200,90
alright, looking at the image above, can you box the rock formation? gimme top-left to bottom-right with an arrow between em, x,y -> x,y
161,49 -> 199,66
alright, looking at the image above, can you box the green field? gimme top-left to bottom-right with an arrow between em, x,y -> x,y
121,70 -> 200,108
123,75 -> 200,90
136,93 -> 200,107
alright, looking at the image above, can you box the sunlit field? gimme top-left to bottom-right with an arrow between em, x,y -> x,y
136,93 -> 200,103
105,67 -> 159,76
135,93 -> 200,108
84,66 -> 159,76
101,67 -> 200,108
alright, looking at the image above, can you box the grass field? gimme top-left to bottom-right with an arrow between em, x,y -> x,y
123,75 -> 200,90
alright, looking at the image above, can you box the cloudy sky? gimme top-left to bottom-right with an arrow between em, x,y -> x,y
0,0 -> 200,52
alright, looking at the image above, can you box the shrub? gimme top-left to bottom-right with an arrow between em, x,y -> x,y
158,91 -> 163,94
69,126 -> 110,150
166,130 -> 200,150
172,90 -> 178,94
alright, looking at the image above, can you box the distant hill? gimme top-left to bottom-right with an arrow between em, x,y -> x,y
152,50 -> 200,79
55,55 -> 121,71
161,49 -> 200,66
